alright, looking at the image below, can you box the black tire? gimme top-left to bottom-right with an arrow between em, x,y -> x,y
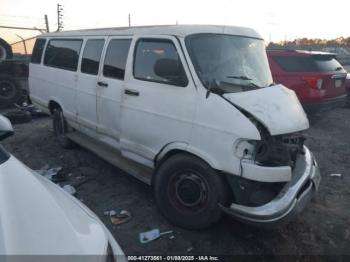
154,154 -> 231,229
52,108 -> 74,149
0,38 -> 13,60
0,75 -> 22,108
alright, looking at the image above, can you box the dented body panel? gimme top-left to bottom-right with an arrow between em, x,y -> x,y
223,85 -> 310,135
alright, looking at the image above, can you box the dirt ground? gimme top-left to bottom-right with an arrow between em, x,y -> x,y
1,107 -> 350,258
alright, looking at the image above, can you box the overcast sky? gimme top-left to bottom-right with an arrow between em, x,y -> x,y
1,0 -> 349,44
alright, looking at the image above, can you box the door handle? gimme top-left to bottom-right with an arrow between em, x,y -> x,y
97,81 -> 108,87
124,89 -> 140,96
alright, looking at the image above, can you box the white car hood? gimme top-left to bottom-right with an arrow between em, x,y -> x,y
0,155 -> 116,255
223,85 -> 309,135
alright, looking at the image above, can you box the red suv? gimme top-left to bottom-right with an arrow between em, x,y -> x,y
267,49 -> 348,110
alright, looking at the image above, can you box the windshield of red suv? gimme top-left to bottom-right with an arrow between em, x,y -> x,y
273,55 -> 345,73
186,34 -> 273,93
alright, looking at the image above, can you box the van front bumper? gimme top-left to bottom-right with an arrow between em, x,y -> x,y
221,146 -> 320,226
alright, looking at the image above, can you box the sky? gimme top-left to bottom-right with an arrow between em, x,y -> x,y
1,0 -> 350,48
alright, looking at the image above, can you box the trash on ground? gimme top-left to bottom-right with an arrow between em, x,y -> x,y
110,210 -> 132,225
3,110 -> 32,124
14,103 -> 47,118
36,167 -> 65,182
139,229 -> 173,244
330,173 -> 342,177
104,210 -> 117,216
187,246 -> 194,252
62,184 -> 76,195
169,235 -> 175,240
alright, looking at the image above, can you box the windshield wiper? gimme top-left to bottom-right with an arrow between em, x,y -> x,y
226,75 -> 263,89
226,75 -> 252,80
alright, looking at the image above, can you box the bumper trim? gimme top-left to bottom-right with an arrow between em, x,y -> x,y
221,146 -> 320,225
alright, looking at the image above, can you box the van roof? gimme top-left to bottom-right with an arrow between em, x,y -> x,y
40,25 -> 262,39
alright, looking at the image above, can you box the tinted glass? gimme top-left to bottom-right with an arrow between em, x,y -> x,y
81,39 -> 105,75
44,39 -> 83,71
134,39 -> 188,87
103,39 -> 131,80
31,39 -> 46,64
273,55 -> 345,72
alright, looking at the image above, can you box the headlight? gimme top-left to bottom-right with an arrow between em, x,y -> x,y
234,139 -> 255,158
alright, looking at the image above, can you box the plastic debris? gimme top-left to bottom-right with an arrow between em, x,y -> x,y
187,247 -> 194,252
62,184 -> 76,195
330,173 -> 342,177
36,167 -> 63,181
110,210 -> 131,225
104,210 -> 118,216
169,235 -> 175,240
139,229 -> 173,244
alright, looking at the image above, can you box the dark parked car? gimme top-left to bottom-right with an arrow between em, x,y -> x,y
267,49 -> 348,110
0,38 -> 29,108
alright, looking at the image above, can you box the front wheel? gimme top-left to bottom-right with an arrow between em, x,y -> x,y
52,109 -> 74,149
154,154 -> 231,229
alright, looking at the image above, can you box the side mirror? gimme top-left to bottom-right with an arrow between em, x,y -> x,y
0,115 -> 14,141
154,58 -> 188,86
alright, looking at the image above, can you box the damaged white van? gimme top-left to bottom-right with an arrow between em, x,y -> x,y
29,25 -> 321,229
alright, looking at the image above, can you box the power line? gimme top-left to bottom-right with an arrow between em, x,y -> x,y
0,14 -> 43,20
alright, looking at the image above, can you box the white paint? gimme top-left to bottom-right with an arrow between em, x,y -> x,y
223,85 -> 310,135
0,155 -> 125,258
30,25 -> 310,184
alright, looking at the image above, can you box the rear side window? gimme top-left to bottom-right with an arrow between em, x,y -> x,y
44,39 -> 83,71
103,39 -> 131,80
81,39 -> 105,75
31,39 -> 46,64
134,39 -> 188,87
273,55 -> 344,72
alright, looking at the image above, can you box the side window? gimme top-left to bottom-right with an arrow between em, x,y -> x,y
81,39 -> 105,75
103,39 -> 131,80
134,39 -> 188,87
44,39 -> 83,71
31,39 -> 46,64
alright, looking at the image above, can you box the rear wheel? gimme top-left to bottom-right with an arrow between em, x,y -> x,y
52,108 -> 74,149
0,75 -> 21,109
154,154 -> 231,229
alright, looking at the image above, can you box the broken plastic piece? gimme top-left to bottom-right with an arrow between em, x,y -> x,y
62,184 -> 76,195
36,167 -> 63,181
110,210 -> 131,225
330,173 -> 342,177
139,229 -> 173,244
104,210 -> 117,216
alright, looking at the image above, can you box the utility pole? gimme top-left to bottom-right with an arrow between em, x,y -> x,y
128,14 -> 131,27
57,3 -> 64,31
45,14 -> 50,33
15,34 -> 27,55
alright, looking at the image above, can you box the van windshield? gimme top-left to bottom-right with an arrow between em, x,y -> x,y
186,34 -> 273,93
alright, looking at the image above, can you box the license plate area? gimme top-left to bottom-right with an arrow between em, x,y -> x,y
335,79 -> 343,88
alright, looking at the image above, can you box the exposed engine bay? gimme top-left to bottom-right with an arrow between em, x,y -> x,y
253,124 -> 305,169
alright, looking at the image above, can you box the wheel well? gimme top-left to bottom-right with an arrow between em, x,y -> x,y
153,149 -> 218,185
48,100 -> 61,115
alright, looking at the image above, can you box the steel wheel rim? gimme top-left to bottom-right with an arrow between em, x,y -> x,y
169,171 -> 209,210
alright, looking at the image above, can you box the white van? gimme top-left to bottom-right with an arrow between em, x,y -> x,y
29,25 -> 321,229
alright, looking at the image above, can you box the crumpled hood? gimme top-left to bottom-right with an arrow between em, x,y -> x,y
0,156 -> 107,255
223,85 -> 309,135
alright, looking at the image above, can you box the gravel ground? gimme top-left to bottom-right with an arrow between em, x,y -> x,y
1,107 -> 350,258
